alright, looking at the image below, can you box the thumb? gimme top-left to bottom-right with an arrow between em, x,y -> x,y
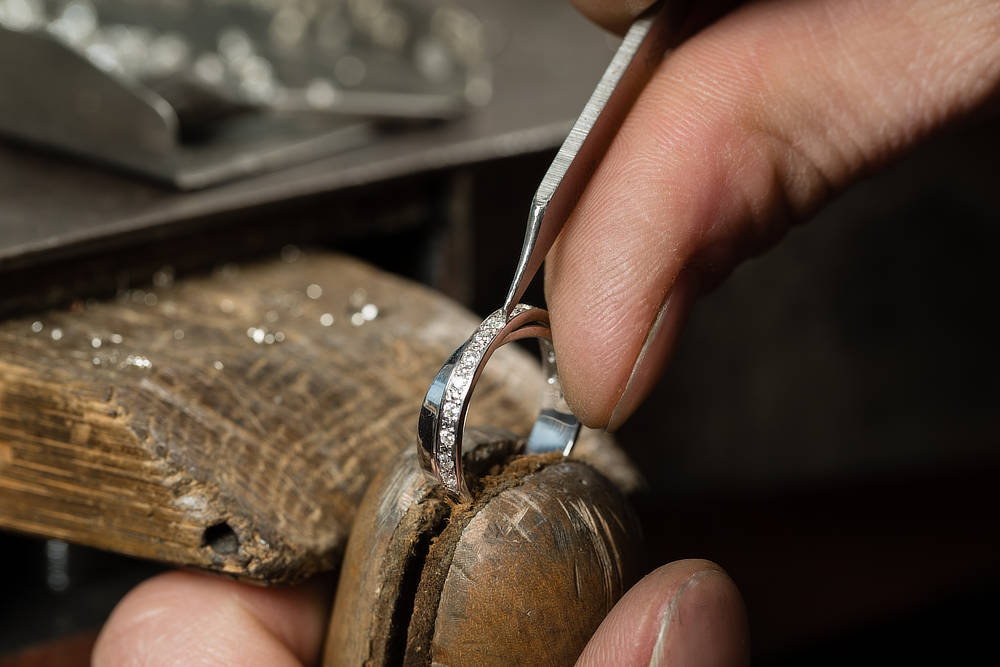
577,559 -> 749,666
547,0 -> 1000,429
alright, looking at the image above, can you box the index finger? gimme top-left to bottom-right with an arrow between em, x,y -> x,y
571,0 -> 676,33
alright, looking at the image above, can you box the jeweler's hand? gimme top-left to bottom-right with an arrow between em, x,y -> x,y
92,559 -> 748,665
548,0 -> 1000,429
92,571 -> 332,666
576,559 -> 749,666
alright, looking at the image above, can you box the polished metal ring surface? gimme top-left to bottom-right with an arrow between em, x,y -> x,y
417,304 -> 581,501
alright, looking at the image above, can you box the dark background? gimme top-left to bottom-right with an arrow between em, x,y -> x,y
2,102 -> 999,667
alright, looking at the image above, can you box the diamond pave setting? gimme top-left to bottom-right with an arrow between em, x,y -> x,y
434,304 -> 533,492
417,301 -> 580,500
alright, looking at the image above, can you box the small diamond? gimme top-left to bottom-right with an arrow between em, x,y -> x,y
441,430 -> 455,445
124,354 -> 151,369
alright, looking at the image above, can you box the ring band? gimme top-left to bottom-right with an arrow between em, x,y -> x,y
417,304 -> 581,501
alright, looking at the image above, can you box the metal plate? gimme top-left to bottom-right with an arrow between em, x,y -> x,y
0,0 -> 615,271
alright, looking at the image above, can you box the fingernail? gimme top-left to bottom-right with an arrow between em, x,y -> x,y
649,570 -> 748,667
606,271 -> 697,431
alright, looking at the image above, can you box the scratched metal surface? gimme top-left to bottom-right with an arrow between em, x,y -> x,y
0,1 -> 614,272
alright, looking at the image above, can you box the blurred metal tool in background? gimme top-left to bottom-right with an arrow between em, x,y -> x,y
0,0 -> 493,188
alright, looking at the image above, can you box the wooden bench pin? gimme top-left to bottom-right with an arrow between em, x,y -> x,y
0,251 -> 645,665
325,429 -> 643,666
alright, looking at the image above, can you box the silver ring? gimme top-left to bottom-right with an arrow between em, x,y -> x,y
417,304 -> 581,501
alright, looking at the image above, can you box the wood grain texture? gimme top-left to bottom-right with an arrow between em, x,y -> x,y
325,430 -> 643,666
324,429 -> 518,666
0,251 -> 636,583
427,461 -> 641,665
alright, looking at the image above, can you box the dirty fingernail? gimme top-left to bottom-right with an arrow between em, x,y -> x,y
606,271 -> 698,431
649,569 -> 750,667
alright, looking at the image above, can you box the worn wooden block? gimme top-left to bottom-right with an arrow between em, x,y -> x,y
0,251 -> 636,583
325,429 -> 643,666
